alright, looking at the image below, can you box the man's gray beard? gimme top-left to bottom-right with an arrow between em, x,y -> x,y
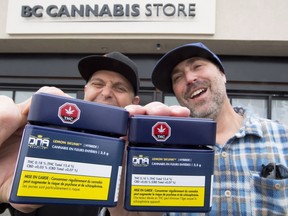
189,102 -> 220,120
178,91 -> 224,120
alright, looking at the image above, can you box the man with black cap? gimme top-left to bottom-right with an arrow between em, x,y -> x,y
78,51 -> 140,108
0,52 -> 164,216
146,42 -> 288,215
78,52 -> 164,216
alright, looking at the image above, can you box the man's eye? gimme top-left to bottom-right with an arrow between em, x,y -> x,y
115,86 -> 127,92
91,82 -> 104,88
194,64 -> 202,69
172,74 -> 182,83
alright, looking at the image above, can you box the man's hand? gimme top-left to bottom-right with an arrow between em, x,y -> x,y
125,101 -> 190,117
0,86 -> 69,213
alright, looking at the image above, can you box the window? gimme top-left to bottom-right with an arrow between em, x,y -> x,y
272,99 -> 288,125
164,96 -> 179,106
164,93 -> 288,126
0,90 -> 13,98
231,98 -> 267,118
15,91 -> 35,103
0,89 -> 77,103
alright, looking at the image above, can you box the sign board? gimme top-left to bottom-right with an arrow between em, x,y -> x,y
6,0 -> 216,34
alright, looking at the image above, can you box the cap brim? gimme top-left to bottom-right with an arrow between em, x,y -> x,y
78,55 -> 139,94
152,45 -> 224,93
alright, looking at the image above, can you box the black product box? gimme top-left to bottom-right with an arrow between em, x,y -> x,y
10,125 -> 124,206
125,115 -> 216,212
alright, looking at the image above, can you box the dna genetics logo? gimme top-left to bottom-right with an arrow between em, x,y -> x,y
28,135 -> 50,149
132,155 -> 149,167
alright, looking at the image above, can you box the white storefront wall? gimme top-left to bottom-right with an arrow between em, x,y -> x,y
0,0 -> 288,56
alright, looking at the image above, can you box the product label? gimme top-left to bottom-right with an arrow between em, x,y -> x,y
130,174 -> 205,206
10,125 -> 125,205
125,146 -> 215,211
17,157 -> 111,200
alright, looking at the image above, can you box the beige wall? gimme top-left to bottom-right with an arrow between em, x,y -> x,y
1,0 -> 288,56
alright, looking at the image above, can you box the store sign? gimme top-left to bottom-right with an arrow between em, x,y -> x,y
6,0 -> 216,34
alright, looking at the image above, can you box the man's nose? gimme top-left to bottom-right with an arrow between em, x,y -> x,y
184,69 -> 198,84
101,85 -> 113,96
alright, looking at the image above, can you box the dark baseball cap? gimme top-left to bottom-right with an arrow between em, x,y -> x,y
152,42 -> 224,93
78,51 -> 139,95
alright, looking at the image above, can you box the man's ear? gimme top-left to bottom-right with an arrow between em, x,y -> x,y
223,74 -> 227,84
132,96 -> 140,105
219,71 -> 227,84
83,85 -> 87,97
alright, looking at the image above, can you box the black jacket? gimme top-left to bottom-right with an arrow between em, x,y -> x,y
0,204 -> 108,216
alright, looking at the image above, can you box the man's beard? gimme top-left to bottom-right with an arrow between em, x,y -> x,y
177,80 -> 226,120
185,93 -> 223,120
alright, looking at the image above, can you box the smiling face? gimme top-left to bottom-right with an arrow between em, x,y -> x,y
171,57 -> 227,120
84,70 -> 139,108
